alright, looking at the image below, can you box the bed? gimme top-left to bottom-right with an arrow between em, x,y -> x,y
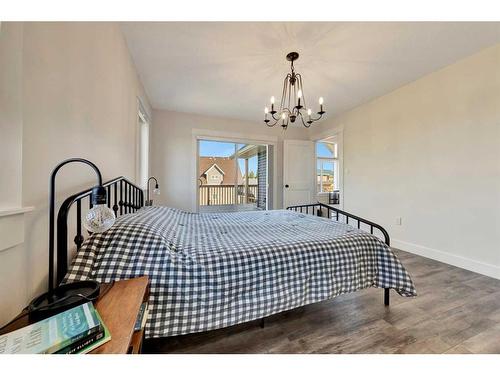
57,177 -> 416,339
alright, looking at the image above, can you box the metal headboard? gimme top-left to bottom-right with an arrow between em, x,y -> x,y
56,176 -> 144,284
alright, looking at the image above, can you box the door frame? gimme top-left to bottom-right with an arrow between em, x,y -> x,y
191,129 -> 278,213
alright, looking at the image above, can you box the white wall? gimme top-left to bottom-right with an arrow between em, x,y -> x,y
310,44 -> 500,278
0,22 -> 152,325
151,110 -> 309,211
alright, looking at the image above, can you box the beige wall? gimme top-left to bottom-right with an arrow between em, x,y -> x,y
0,22 -> 152,325
310,44 -> 500,278
0,23 -> 23,208
151,109 -> 309,211
0,23 -> 27,325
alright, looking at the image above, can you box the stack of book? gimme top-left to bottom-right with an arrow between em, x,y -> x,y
0,302 -> 110,354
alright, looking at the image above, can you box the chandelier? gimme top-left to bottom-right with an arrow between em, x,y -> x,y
264,52 -> 325,129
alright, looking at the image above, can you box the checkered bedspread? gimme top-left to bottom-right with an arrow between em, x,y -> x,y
65,206 -> 416,338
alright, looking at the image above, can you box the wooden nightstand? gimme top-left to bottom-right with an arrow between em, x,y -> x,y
90,276 -> 149,354
0,276 -> 149,354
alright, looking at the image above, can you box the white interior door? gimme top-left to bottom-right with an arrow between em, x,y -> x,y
283,140 -> 315,208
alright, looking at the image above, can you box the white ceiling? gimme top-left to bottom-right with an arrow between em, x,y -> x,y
121,22 -> 500,123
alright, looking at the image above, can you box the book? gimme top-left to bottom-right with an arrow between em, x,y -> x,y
0,302 -> 102,354
57,310 -> 110,354
134,302 -> 149,332
55,327 -> 104,354
76,315 -> 111,354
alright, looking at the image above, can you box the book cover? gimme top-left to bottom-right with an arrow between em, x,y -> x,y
56,308 -> 111,354
76,310 -> 111,354
56,328 -> 104,354
0,302 -> 101,354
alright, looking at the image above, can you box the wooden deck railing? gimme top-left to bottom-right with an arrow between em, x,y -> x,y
199,184 -> 258,206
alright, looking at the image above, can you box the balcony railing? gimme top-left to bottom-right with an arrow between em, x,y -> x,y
199,184 -> 258,206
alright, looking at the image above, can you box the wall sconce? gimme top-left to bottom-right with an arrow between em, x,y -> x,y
146,176 -> 160,206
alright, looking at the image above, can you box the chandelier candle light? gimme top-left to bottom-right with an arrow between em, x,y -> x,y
264,52 -> 326,129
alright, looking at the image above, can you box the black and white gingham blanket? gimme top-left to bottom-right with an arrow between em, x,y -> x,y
65,206 -> 416,338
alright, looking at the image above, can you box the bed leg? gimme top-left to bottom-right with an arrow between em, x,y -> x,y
259,318 -> 265,328
384,288 -> 390,306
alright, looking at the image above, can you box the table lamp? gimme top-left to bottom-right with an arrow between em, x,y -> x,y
28,158 -> 116,322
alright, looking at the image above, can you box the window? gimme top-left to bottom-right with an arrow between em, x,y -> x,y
316,140 -> 338,193
197,139 -> 269,210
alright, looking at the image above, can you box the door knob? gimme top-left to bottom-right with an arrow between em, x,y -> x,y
285,184 -> 289,188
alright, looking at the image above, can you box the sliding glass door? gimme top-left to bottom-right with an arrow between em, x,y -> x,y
197,139 -> 268,213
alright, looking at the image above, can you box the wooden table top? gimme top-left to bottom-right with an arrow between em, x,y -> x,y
91,276 -> 149,354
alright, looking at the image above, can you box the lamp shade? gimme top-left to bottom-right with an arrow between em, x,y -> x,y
83,185 -> 116,233
83,205 -> 116,233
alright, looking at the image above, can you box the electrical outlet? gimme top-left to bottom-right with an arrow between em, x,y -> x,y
395,217 -> 402,225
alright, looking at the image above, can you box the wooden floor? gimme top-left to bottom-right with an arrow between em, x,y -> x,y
143,249 -> 500,354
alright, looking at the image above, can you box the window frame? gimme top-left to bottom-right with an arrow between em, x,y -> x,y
315,140 -> 339,195
136,100 -> 150,190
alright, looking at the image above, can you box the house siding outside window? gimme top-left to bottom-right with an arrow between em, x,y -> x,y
257,149 -> 267,209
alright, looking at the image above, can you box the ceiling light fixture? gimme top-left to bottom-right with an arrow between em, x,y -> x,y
264,52 -> 326,130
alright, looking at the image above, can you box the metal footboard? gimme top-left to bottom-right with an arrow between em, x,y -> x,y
286,202 -> 391,306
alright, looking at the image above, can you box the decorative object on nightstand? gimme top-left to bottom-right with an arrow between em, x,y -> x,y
28,158 -> 116,323
145,176 -> 160,206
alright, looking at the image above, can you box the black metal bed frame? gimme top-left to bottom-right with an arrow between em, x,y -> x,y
55,182 -> 390,309
55,176 -> 144,285
286,202 -> 391,306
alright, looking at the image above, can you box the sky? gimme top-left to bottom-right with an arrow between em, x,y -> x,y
316,142 -> 335,158
199,140 -> 258,175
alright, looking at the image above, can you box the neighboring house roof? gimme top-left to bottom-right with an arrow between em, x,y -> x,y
203,163 -> 225,176
199,157 -> 243,185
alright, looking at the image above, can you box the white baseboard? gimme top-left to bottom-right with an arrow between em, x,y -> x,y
392,238 -> 500,280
